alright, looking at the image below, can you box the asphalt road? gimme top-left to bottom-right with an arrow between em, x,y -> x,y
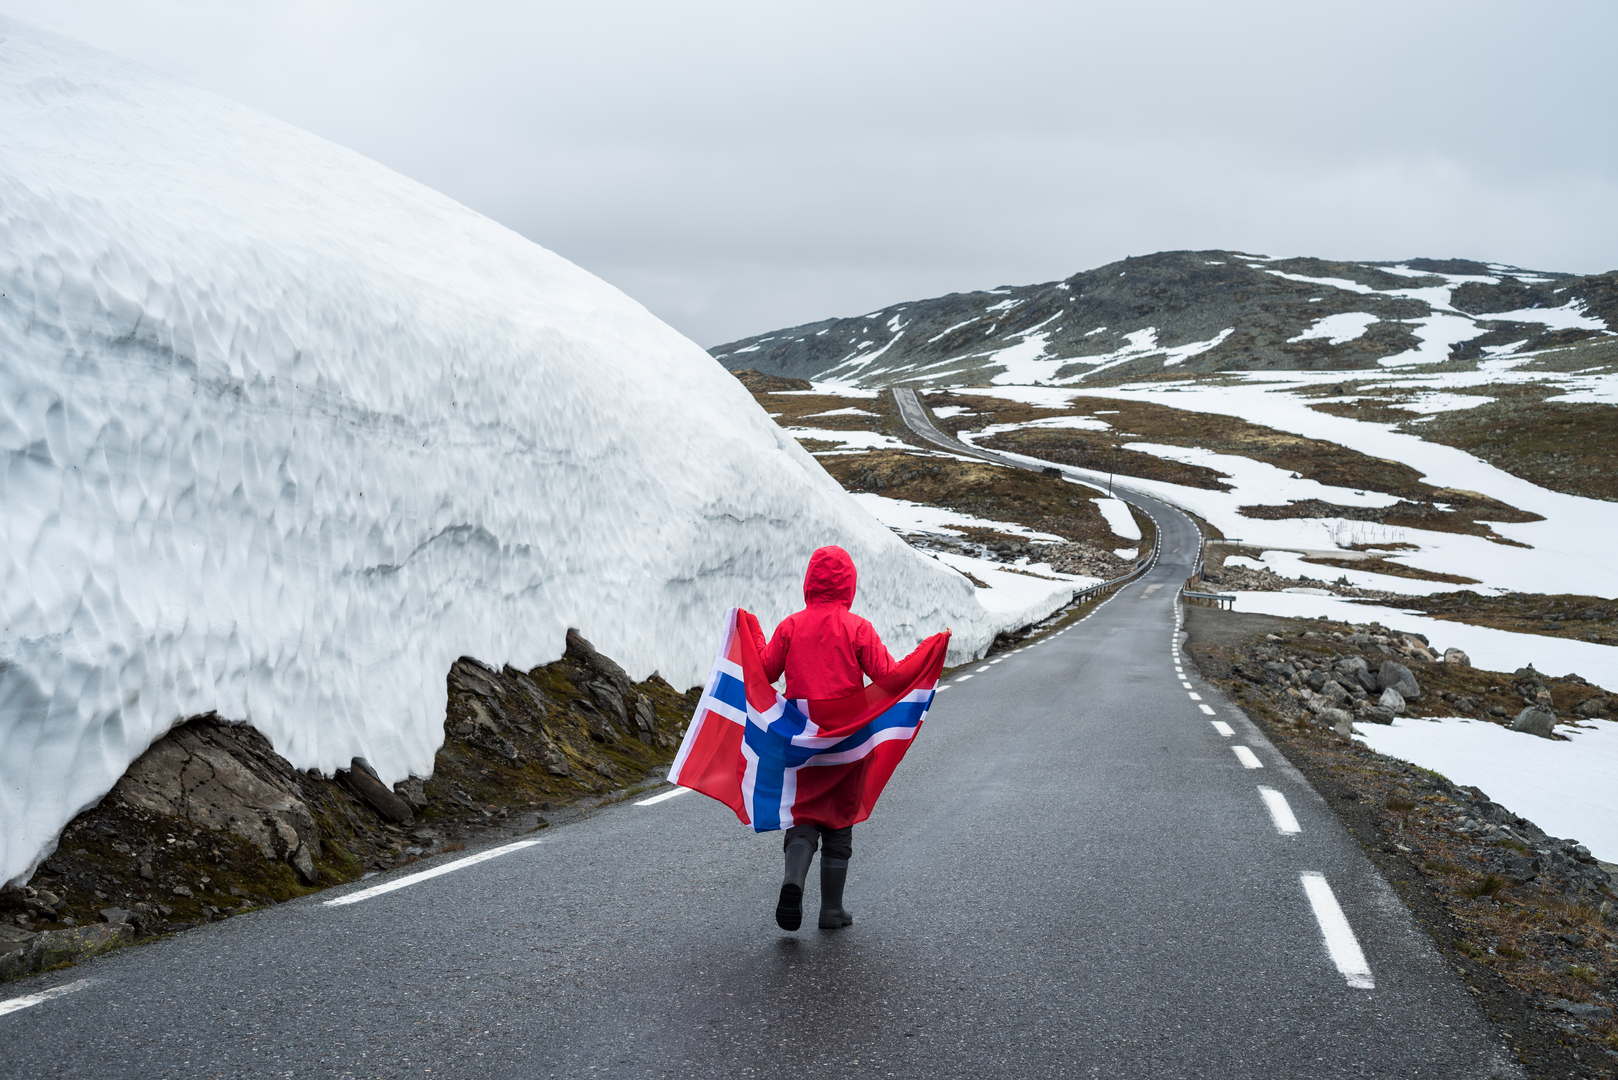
0,402 -> 1523,1078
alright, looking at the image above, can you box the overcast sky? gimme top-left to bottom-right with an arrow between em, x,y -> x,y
7,1 -> 1617,347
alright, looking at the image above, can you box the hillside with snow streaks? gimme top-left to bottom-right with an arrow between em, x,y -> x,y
713,251 -> 1616,387
0,22 -> 1012,886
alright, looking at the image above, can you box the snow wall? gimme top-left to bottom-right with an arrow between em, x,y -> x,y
0,21 -> 1017,885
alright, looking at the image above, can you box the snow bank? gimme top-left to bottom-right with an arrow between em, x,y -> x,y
1356,718 -> 1618,863
0,21 -> 1003,885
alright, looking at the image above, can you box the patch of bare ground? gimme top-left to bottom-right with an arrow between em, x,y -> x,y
733,369 -> 812,393
1,632 -> 697,977
1198,539 -> 1472,588
1185,606 -> 1618,1077
818,450 -> 1127,547
1298,554 -> 1482,585
1403,593 -> 1618,647
928,391 -> 1543,540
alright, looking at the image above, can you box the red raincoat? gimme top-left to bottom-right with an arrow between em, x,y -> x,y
753,545 -> 896,699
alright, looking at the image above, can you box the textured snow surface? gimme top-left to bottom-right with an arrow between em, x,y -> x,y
0,22 -> 1004,885
1356,718 -> 1618,863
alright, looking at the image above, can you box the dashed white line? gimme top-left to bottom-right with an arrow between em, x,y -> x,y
1232,745 -> 1263,769
1258,786 -> 1301,834
1198,704 -> 1216,715
0,980 -> 91,1019
324,840 -> 541,906
1211,721 -> 1234,737
1180,681 -> 1193,689
1301,872 -> 1375,989
1187,692 -> 1202,701
635,786 -> 693,806
955,674 -> 974,682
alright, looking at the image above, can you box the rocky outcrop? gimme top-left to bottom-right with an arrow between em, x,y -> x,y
111,718 -> 323,868
2,631 -> 699,973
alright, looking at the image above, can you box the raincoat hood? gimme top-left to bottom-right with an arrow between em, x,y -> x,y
802,545 -> 857,607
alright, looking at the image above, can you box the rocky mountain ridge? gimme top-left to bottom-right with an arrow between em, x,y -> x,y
712,251 -> 1618,387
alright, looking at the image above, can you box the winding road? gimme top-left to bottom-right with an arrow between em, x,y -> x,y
0,394 -> 1520,1078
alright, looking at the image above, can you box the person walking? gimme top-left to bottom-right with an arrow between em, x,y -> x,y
752,544 -> 921,931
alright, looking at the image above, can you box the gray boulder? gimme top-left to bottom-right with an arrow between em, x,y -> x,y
1377,660 -> 1420,700
1378,687 -> 1407,715
1443,648 -> 1471,666
1319,707 -> 1355,736
1360,706 -> 1396,725
341,758 -> 414,823
290,842 -> 319,885
1574,697 -> 1609,718
1510,706 -> 1557,739
1320,680 -> 1352,705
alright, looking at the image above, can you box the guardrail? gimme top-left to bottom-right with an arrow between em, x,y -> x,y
1181,590 -> 1237,609
889,386 -> 1162,607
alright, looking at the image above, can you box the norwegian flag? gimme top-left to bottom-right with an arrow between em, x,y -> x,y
668,607 -> 949,831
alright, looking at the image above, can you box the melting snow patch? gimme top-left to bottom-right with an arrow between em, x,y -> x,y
1288,312 -> 1380,345
1095,498 -> 1142,541
1356,717 -> 1618,863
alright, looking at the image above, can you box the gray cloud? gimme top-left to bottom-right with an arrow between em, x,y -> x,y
6,0 -> 1616,346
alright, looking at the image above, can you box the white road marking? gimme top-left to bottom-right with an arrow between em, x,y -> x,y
1198,704 -> 1216,715
1233,745 -> 1263,769
324,840 -> 541,906
1187,692 -> 1202,701
1211,721 -> 1234,737
955,674 -> 974,682
1258,786 -> 1302,834
989,658 -> 1005,664
1301,872 -> 1375,989
1180,681 -> 1193,689
0,980 -> 91,1019
635,786 -> 693,806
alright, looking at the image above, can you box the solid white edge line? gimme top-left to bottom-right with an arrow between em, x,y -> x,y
0,979 -> 92,1018
1300,872 -> 1375,989
1258,786 -> 1302,834
1198,703 -> 1217,715
1211,720 -> 1234,737
324,840 -> 541,906
634,786 -> 694,806
1232,745 -> 1263,769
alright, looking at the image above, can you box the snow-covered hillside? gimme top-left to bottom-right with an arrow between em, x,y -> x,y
713,251 -> 1616,387
0,21 -> 1014,886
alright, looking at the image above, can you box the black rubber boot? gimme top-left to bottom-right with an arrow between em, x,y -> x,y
818,857 -> 853,929
775,838 -> 816,930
